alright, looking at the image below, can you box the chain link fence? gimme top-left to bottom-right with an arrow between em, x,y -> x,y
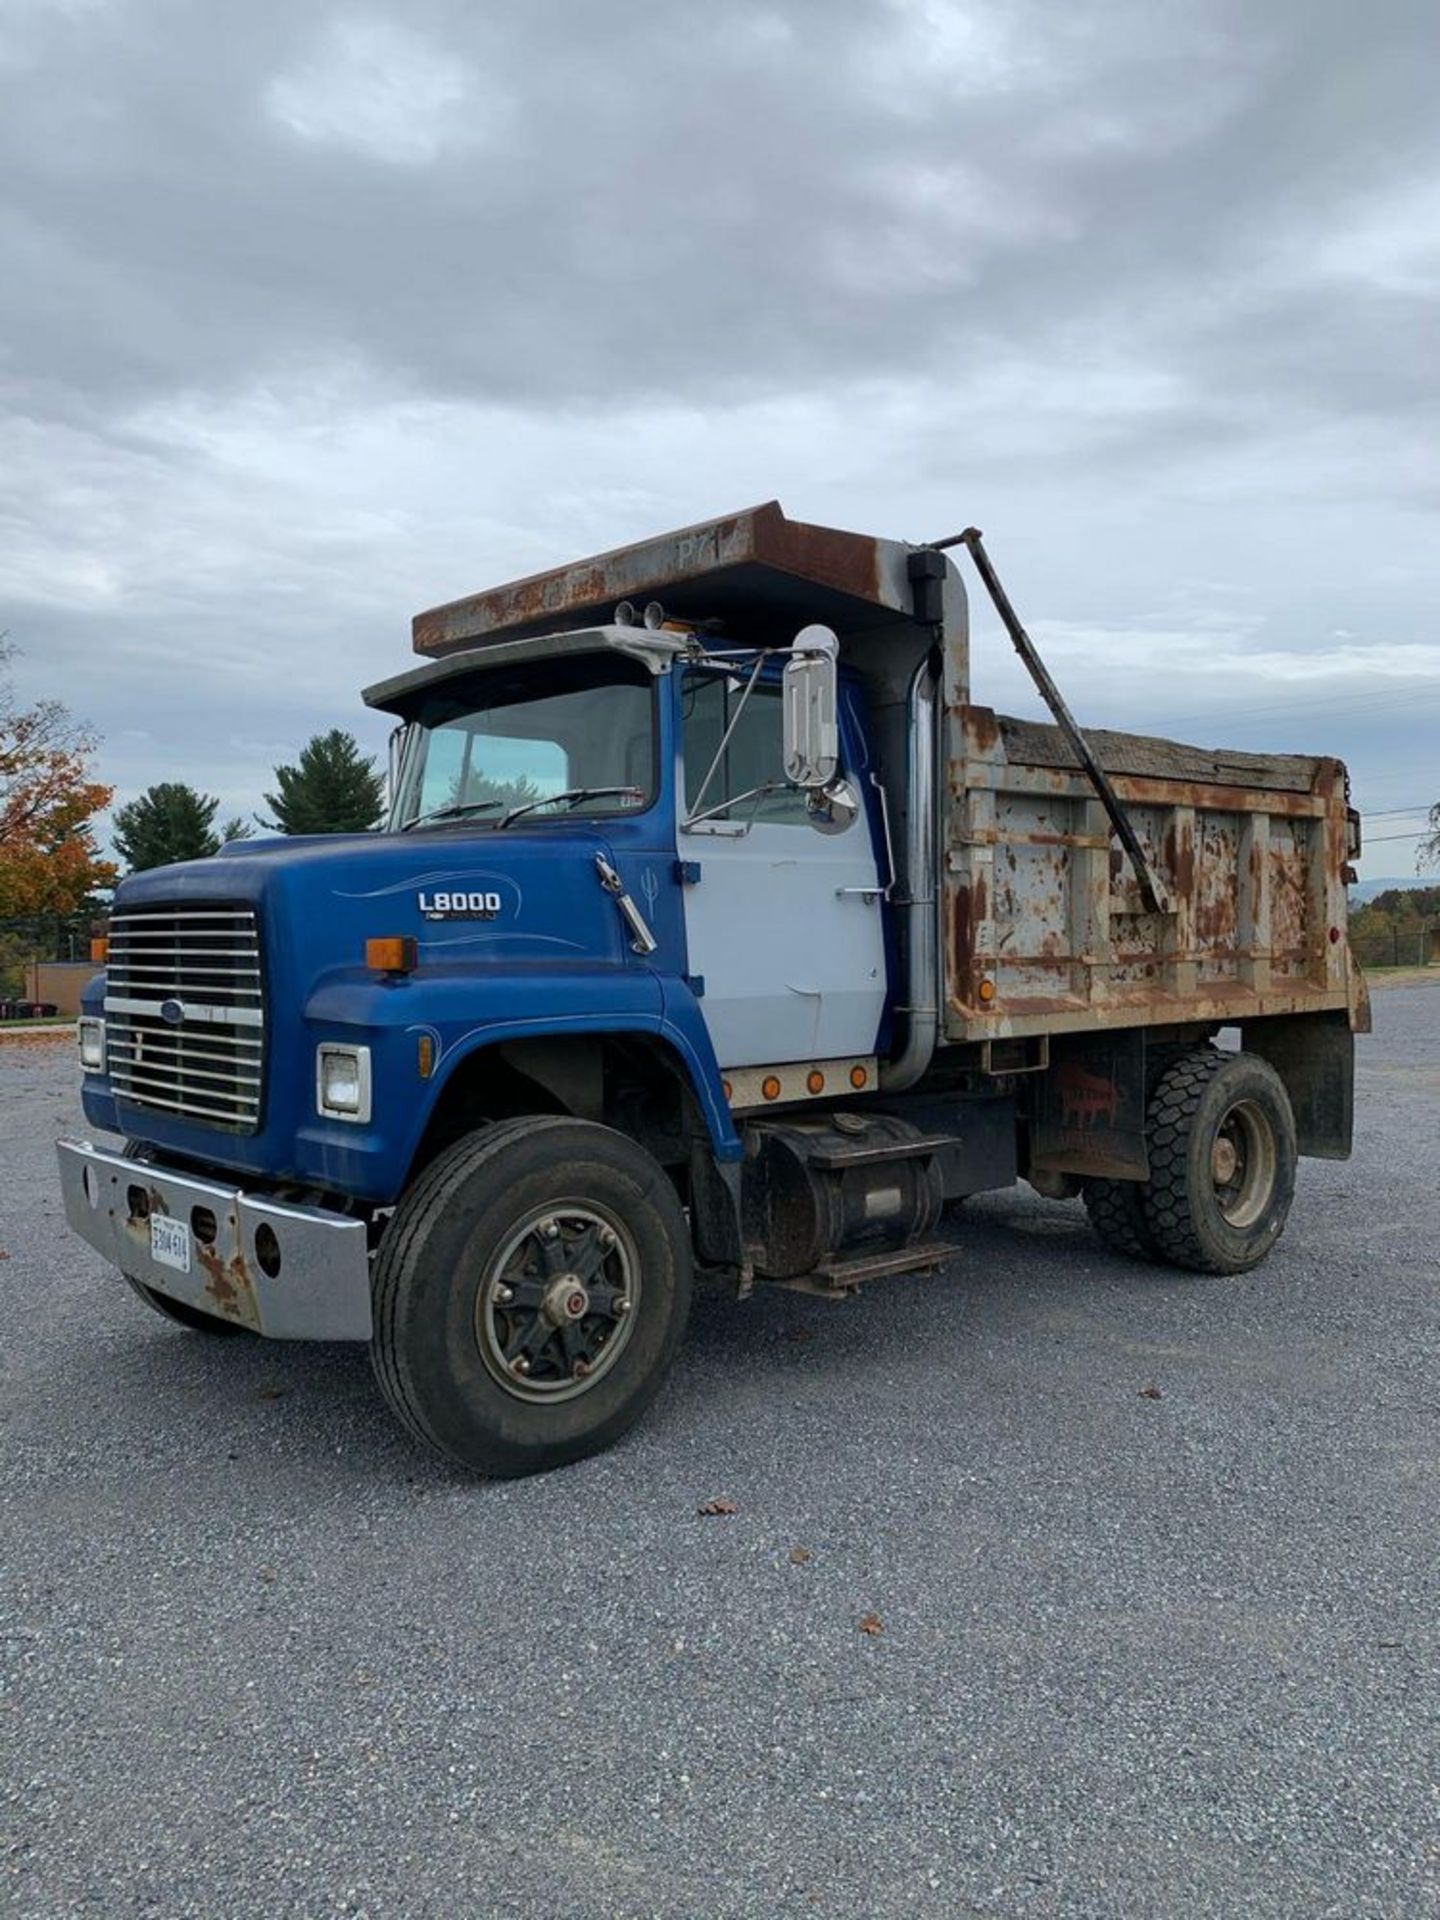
1348,918 -> 1439,971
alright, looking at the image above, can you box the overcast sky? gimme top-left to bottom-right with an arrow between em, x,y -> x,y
2,0 -> 1436,875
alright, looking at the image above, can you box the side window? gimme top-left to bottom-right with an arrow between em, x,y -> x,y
682,673 -> 812,827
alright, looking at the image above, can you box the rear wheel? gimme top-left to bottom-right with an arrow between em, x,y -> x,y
371,1118 -> 692,1476
1141,1051 -> 1296,1273
1083,1178 -> 1158,1260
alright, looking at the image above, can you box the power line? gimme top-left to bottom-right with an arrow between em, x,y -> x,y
1143,681 -> 1440,732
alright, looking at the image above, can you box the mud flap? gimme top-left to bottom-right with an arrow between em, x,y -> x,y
1029,1031 -> 1148,1181
1241,1010 -> 1354,1160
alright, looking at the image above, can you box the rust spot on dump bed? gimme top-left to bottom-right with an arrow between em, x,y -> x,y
1163,823 -> 1195,899
948,872 -> 989,1007
1312,758 -> 1343,800
963,705 -> 1001,756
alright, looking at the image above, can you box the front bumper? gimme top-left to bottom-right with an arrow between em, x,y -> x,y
56,1139 -> 373,1340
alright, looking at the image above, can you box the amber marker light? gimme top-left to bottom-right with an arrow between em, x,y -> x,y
849,1064 -> 868,1089
978,979 -> 997,1003
366,936 -> 417,975
417,1033 -> 436,1079
90,937 -> 109,964
722,1079 -> 733,1101
762,1075 -> 782,1101
806,1069 -> 825,1095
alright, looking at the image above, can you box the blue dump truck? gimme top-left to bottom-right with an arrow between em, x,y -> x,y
58,504 -> 1369,1475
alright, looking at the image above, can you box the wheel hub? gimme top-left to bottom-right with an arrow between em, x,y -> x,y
1210,1098 -> 1277,1230
1211,1136 -> 1240,1184
474,1203 -> 639,1404
543,1276 -> 591,1326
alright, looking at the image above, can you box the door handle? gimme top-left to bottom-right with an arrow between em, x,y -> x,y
594,854 -> 659,955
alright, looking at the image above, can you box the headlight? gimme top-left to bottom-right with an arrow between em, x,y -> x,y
78,1017 -> 106,1073
316,1044 -> 372,1123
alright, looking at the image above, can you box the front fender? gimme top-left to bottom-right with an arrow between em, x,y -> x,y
301,965 -> 740,1200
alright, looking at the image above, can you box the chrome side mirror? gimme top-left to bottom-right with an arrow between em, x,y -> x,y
806,777 -> 861,835
782,625 -> 840,789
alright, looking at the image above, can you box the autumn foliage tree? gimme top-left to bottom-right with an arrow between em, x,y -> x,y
0,640 -> 117,917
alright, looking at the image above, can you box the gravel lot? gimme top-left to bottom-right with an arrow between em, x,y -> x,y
3,986 -> 1438,1919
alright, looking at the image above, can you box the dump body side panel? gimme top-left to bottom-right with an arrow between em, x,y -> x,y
944,708 -> 1358,1042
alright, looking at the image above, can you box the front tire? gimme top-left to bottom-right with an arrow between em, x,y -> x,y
1141,1051 -> 1297,1274
371,1118 -> 693,1477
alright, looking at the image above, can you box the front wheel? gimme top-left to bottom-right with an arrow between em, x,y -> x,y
371,1118 -> 693,1476
1141,1051 -> 1297,1274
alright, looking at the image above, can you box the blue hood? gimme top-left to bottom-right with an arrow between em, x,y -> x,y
83,824 -> 727,1201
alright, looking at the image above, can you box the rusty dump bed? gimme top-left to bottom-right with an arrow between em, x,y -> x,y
412,501 -> 915,654
945,706 -> 1362,1043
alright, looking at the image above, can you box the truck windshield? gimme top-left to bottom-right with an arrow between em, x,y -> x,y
392,657 -> 657,832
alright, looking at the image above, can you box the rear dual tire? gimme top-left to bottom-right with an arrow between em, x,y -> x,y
1085,1048 -> 1296,1275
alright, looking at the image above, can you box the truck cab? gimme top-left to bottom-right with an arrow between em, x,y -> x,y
59,503 -> 1366,1476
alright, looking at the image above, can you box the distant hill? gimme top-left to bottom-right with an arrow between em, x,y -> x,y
1351,876 -> 1435,903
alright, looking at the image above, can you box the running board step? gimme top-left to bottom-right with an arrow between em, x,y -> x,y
767,1239 -> 959,1297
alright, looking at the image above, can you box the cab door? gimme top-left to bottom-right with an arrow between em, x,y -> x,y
677,668 -> 887,1071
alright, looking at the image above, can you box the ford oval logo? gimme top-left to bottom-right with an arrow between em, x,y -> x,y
159,998 -> 185,1026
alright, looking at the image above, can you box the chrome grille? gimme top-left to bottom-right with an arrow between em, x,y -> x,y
104,904 -> 264,1131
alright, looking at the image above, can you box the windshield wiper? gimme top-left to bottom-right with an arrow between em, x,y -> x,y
399,799 -> 507,832
497,787 -> 643,830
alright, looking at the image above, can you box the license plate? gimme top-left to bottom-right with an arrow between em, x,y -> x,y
150,1212 -> 192,1274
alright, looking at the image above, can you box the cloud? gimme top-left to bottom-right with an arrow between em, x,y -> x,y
264,17 -> 496,167
0,0 -> 1435,875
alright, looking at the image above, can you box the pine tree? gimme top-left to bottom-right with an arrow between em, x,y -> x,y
217,816 -> 255,847
262,730 -> 384,835
113,783 -> 221,872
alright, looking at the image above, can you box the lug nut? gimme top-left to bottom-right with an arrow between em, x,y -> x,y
598,1226 -> 617,1249
615,1296 -> 632,1316
572,1359 -> 592,1380
511,1355 -> 531,1376
493,1283 -> 514,1305
541,1220 -> 560,1241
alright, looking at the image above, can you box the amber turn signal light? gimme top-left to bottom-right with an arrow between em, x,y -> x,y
806,1069 -> 825,1094
849,1063 -> 868,1089
762,1075 -> 782,1101
90,937 -> 109,964
366,936 -> 417,975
